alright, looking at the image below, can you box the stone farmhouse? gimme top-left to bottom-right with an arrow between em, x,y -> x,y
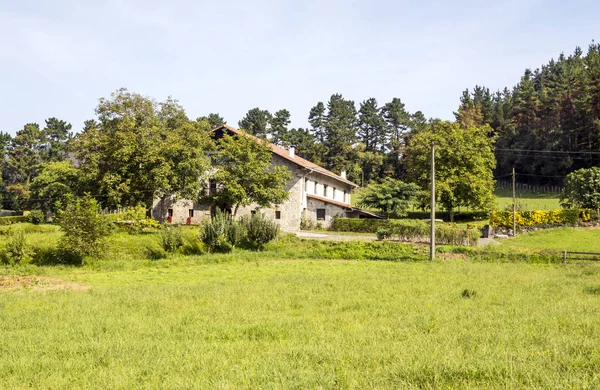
152,125 -> 379,231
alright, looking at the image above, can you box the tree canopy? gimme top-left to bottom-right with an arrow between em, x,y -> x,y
407,121 -> 496,221
204,133 -> 291,215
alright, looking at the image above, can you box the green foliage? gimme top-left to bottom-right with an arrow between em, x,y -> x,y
180,236 -> 206,256
160,225 -> 184,253
108,206 -> 160,233
0,216 -> 30,225
197,113 -> 226,128
29,161 -> 81,212
357,177 -> 421,217
0,230 -> 29,265
75,89 -> 212,210
227,219 -> 247,249
238,108 -> 272,138
490,209 -> 591,228
242,213 -> 280,249
408,120 -> 496,221
331,218 -> 480,246
145,243 -> 168,260
206,133 -> 291,215
27,210 -> 44,225
200,210 -> 233,253
56,195 -> 111,259
561,167 -> 600,210
300,216 -> 316,230
376,228 -> 392,241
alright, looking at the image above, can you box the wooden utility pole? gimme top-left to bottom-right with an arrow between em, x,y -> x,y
430,143 -> 435,261
512,167 -> 517,237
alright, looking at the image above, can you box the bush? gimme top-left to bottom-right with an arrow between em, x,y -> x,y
160,225 -> 184,253
376,228 -> 392,241
0,230 -> 30,265
300,217 -> 316,230
243,213 -> 280,250
331,218 -> 480,246
0,216 -> 29,225
55,195 -> 111,258
27,210 -> 45,225
145,244 -> 168,260
180,238 -> 206,256
200,210 -> 233,253
227,220 -> 247,250
30,247 -> 84,266
490,209 -> 592,228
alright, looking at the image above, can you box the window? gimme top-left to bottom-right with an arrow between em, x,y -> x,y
189,209 -> 194,218
167,209 -> 173,217
209,179 -> 217,195
317,209 -> 326,221
275,211 -> 281,220
251,210 -> 257,215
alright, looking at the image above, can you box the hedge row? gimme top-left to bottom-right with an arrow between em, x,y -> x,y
405,211 -> 489,222
0,216 -> 29,225
330,218 -> 481,246
490,209 -> 595,228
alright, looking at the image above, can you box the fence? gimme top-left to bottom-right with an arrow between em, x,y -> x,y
496,181 -> 563,194
562,251 -> 600,263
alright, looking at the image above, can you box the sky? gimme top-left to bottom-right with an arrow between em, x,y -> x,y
0,0 -> 598,134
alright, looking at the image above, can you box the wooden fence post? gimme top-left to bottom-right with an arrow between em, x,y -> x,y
562,251 -> 567,264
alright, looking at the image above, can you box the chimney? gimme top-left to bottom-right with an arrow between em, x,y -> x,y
340,170 -> 347,179
289,146 -> 295,159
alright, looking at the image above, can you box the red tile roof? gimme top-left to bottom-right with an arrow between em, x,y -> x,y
211,125 -> 358,187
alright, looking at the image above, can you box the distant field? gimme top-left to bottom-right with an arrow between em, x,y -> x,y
503,227 -> 600,252
494,187 -> 561,211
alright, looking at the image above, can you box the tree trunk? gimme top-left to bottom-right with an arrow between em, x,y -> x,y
448,206 -> 455,223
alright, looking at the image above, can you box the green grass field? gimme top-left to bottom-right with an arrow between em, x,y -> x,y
494,187 -> 561,211
503,227 -> 600,252
2,224 -> 600,388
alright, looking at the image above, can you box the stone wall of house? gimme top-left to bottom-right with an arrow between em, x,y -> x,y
305,197 -> 349,228
152,196 -> 211,225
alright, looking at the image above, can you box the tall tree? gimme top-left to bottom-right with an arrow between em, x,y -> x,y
42,117 -> 73,162
204,133 -> 291,216
7,123 -> 44,185
76,88 -> 212,211
197,113 -> 226,128
270,109 -> 291,146
323,94 -> 358,176
357,98 -> 386,182
407,121 -> 496,221
308,102 -> 327,143
238,108 -> 272,138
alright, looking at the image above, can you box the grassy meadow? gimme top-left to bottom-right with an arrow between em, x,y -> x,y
2,224 -> 600,388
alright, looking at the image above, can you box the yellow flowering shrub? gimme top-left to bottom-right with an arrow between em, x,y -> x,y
490,209 -> 591,228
